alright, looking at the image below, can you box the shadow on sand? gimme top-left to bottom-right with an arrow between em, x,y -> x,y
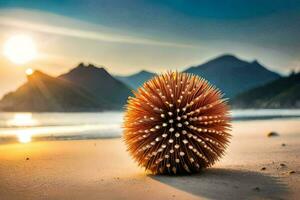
149,168 -> 288,200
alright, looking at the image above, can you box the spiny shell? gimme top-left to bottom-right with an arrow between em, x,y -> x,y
123,72 -> 231,174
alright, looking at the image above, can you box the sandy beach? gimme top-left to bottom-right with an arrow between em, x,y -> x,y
0,118 -> 299,200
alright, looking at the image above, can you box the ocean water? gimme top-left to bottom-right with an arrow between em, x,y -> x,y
0,110 -> 299,144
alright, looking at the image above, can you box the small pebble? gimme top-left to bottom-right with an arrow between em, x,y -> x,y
261,167 -> 266,171
289,171 -> 296,174
280,163 -> 286,167
26,157 -> 30,161
253,187 -> 260,192
267,131 -> 279,137
281,143 -> 286,147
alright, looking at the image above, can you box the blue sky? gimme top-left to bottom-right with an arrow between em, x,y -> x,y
0,0 -> 300,96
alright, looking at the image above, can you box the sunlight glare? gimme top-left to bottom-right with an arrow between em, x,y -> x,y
3,35 -> 37,64
7,113 -> 37,127
17,131 -> 32,144
26,68 -> 34,75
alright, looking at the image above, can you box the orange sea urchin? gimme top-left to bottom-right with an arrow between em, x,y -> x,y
123,72 -> 231,174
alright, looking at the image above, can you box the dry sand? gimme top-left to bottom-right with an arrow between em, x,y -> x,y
0,119 -> 299,200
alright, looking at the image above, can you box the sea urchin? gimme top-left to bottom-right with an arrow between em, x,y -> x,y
123,72 -> 231,174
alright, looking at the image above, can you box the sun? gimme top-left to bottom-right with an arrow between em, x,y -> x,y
3,35 -> 37,65
26,68 -> 34,75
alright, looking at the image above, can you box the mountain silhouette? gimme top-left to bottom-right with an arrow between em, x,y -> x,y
59,63 -> 131,109
184,54 -> 281,98
0,70 -> 102,112
116,55 -> 281,98
232,72 -> 300,108
116,70 -> 156,90
0,55 -> 290,112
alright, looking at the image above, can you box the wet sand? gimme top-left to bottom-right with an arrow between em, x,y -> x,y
0,119 -> 299,200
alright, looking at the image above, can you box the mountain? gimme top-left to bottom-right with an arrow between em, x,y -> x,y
116,70 -> 156,90
184,54 -> 281,98
59,63 -> 131,109
0,71 -> 102,112
232,72 -> 300,108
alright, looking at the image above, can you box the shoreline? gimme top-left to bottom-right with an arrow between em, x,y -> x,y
0,117 -> 300,145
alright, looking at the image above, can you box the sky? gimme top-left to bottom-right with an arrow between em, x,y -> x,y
0,0 -> 300,97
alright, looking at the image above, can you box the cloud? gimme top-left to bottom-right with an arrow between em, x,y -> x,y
0,8 -> 196,48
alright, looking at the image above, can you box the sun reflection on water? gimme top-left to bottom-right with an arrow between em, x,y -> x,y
7,113 -> 37,127
6,113 -> 37,144
16,130 -> 32,143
